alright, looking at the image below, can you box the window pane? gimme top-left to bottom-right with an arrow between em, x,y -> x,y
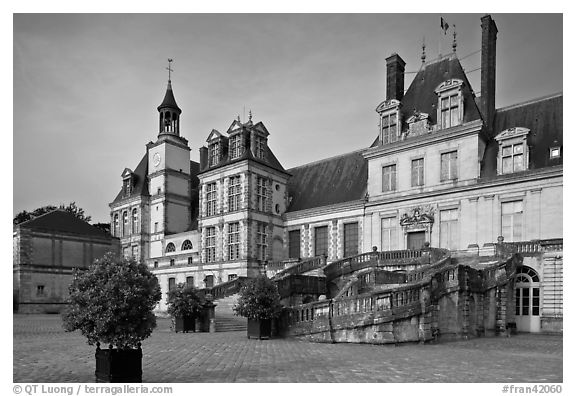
522,288 -> 530,316
513,154 -> 524,171
513,144 -> 523,154
502,157 -> 512,174
288,230 -> 301,259
502,146 -> 512,156
344,223 -> 358,257
442,110 -> 449,128
451,108 -> 459,127
441,97 -> 449,109
532,288 -> 540,316
515,288 -> 521,315
314,226 -> 328,256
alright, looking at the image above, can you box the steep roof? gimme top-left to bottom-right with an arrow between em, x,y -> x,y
157,81 -> 181,112
481,93 -> 563,178
371,54 -> 482,147
18,209 -> 112,238
111,153 -> 149,204
286,150 -> 368,212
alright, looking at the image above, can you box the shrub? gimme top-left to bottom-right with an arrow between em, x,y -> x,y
166,283 -> 205,318
233,275 -> 282,320
62,252 -> 161,349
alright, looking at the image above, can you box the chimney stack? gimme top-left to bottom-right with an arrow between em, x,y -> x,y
480,14 -> 498,131
199,146 -> 208,170
385,53 -> 406,102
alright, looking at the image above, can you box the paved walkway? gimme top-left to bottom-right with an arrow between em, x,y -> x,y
13,314 -> 562,383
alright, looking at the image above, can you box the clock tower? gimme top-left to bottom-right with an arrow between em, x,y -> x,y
147,73 -> 192,258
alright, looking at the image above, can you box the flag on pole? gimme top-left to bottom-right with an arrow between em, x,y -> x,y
441,17 -> 449,34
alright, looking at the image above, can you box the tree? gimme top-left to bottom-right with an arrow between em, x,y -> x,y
62,253 -> 161,349
233,275 -> 283,321
13,202 -> 92,225
166,283 -> 206,318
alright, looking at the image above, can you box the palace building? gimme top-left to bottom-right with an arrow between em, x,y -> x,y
109,15 -> 562,333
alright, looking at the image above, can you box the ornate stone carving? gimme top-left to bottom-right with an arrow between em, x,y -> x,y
400,206 -> 435,228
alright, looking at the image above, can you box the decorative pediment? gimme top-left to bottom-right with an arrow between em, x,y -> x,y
206,129 -> 223,142
227,120 -> 243,134
494,127 -> 530,142
435,79 -> 464,94
375,99 -> 401,114
252,121 -> 270,136
121,168 -> 133,179
400,206 -> 435,227
406,111 -> 429,124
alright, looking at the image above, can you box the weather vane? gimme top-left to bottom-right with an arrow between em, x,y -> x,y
166,58 -> 174,81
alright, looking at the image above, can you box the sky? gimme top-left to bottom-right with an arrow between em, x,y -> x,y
13,13 -> 563,223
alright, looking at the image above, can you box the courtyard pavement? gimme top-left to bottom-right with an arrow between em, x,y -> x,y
13,314 -> 562,383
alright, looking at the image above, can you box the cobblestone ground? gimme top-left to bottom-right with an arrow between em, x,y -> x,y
13,314 -> 562,383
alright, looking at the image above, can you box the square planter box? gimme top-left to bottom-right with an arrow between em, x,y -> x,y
95,345 -> 142,383
174,316 -> 196,333
247,319 -> 272,339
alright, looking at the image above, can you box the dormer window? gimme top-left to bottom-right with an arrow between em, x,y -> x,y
376,99 -> 401,145
495,127 -> 530,175
209,142 -> 220,166
229,134 -> 243,160
435,79 -> 464,130
122,179 -> 131,196
550,146 -> 561,159
254,135 -> 266,159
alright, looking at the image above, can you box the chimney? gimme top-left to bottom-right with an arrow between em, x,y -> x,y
480,14 -> 498,131
199,146 -> 208,170
385,53 -> 406,102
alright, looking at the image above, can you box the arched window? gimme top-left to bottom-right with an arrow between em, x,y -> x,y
132,209 -> 138,234
113,214 -> 119,237
122,212 -> 128,237
515,266 -> 541,327
181,240 -> 193,251
166,242 -> 176,253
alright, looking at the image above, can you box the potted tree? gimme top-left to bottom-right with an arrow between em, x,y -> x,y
62,253 -> 161,383
233,275 -> 283,339
167,283 -> 205,333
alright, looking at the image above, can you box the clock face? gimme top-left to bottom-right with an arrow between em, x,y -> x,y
153,153 -> 161,167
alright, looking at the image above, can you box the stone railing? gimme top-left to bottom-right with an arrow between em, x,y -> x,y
199,276 -> 249,300
275,275 -> 327,298
272,256 -> 326,279
323,248 -> 449,282
266,258 -> 300,277
498,238 -> 563,256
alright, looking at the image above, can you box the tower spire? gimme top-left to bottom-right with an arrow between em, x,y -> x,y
452,25 -> 457,53
166,58 -> 174,82
421,36 -> 426,64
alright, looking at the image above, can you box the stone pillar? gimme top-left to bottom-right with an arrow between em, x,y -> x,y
495,286 -> 507,336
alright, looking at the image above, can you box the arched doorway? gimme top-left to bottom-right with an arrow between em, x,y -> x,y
515,266 -> 541,333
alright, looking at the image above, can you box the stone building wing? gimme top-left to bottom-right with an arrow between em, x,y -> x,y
286,150 -> 368,212
480,93 -> 563,178
17,209 -> 111,239
111,153 -> 150,204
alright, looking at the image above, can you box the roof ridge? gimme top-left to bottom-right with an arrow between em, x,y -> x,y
496,92 -> 563,112
18,208 -> 65,226
287,147 -> 367,171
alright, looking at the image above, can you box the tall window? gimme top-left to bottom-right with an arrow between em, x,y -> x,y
440,209 -> 459,250
256,223 -> 267,261
314,226 -> 328,256
502,144 -> 525,174
381,217 -> 398,251
209,142 -> 219,166
440,94 -> 459,129
186,276 -> 194,287
206,183 -> 217,216
166,242 -> 176,253
343,222 -> 359,257
288,230 -> 301,259
502,201 -> 523,242
113,214 -> 119,237
515,267 -> 540,316
168,278 -> 176,291
205,227 -> 216,263
123,179 -> 131,197
255,135 -> 266,159
228,222 -> 240,260
122,211 -> 129,237
181,240 -> 192,250
256,177 -> 268,212
131,245 -> 138,258
411,158 -> 424,187
131,209 -> 138,234
154,222 -> 159,233
381,113 -> 398,144
382,164 -> 397,192
228,176 -> 241,212
229,134 -> 242,159
441,151 -> 458,181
